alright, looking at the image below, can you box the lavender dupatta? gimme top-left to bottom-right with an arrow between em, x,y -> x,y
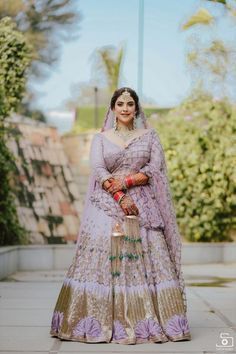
76,106 -> 187,312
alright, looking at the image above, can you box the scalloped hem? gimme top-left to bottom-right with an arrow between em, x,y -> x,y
50,331 -> 111,343
111,335 -> 169,345
50,330 -> 191,344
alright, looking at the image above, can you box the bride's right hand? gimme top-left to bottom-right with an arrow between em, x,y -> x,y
119,196 -> 139,216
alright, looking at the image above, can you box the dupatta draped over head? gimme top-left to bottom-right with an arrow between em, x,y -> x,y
78,103 -> 187,312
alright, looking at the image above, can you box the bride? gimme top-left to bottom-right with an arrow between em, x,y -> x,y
50,87 -> 191,344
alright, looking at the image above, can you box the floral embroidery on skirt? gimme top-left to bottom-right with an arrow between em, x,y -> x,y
50,202 -> 191,344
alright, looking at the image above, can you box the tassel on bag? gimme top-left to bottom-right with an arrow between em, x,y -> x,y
110,215 -> 142,277
110,222 -> 124,277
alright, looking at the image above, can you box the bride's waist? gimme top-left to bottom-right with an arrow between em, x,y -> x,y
112,169 -> 138,179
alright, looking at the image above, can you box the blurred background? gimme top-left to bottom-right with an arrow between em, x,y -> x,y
0,0 -> 235,246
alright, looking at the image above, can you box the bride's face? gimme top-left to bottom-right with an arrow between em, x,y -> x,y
113,95 -> 136,127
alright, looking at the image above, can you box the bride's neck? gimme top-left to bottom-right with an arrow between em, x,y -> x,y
116,121 -> 134,131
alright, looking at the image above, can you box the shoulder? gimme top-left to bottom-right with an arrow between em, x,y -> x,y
91,132 -> 104,145
100,129 -> 113,137
146,128 -> 163,148
142,127 -> 158,140
148,127 -> 159,138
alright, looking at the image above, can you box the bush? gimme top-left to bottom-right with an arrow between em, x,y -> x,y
155,95 -> 235,242
0,128 -> 27,246
0,17 -> 31,246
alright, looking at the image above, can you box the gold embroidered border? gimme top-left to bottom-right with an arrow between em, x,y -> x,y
51,282 -> 190,343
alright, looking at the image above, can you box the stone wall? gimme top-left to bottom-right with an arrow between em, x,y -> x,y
7,115 -> 82,245
61,131 -> 98,213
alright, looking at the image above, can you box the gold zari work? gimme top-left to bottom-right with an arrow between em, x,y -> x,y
50,224 -> 191,344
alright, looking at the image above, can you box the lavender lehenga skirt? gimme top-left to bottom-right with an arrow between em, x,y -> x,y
50,198 -> 191,344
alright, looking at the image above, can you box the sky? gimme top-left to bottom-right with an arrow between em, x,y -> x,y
31,0 -> 234,114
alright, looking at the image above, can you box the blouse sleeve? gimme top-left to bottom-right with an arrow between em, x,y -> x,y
89,133 -> 113,186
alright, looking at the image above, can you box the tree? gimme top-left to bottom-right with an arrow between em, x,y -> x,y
0,17 -> 31,245
0,0 -> 81,78
186,38 -> 236,98
182,8 -> 214,30
18,102 -> 47,122
182,0 -> 236,100
92,45 -> 125,93
182,0 -> 235,30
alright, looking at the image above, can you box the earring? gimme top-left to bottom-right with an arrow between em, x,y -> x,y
114,113 -> 118,130
133,116 -> 137,130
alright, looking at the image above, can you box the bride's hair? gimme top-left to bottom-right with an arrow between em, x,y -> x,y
110,87 -> 140,116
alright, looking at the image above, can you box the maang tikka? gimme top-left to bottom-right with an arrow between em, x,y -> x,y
120,88 -> 131,102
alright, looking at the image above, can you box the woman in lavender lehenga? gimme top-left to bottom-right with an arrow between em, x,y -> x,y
50,87 -> 191,344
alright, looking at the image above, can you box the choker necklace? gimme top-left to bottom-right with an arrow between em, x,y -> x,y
113,125 -> 136,142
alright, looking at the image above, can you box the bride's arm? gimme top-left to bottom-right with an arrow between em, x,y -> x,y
124,172 -> 149,187
104,172 -> 149,194
89,134 -> 113,187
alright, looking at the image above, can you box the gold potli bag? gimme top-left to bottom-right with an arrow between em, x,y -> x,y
110,215 -> 142,277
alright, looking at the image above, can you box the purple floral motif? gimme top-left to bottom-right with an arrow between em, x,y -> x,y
73,316 -> 102,338
112,320 -> 128,340
165,314 -> 190,337
135,318 -> 163,339
51,311 -> 64,333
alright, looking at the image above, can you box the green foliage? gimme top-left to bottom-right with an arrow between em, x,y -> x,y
0,129 -> 28,246
0,17 -> 31,120
0,0 -> 81,78
44,215 -> 63,237
154,96 -> 236,242
207,0 -> 227,4
0,17 -> 31,246
18,102 -> 47,122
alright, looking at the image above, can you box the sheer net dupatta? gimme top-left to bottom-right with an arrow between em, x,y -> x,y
139,130 -> 187,312
110,216 -> 143,277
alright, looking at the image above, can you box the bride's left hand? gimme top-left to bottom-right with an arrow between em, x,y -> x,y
106,178 -> 124,194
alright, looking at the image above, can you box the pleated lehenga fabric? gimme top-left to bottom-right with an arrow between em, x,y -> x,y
50,129 -> 191,344
50,204 -> 190,343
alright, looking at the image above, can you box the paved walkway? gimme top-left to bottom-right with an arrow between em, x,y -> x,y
0,263 -> 236,354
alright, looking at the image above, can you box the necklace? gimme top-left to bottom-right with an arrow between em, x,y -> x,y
113,125 -> 136,142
